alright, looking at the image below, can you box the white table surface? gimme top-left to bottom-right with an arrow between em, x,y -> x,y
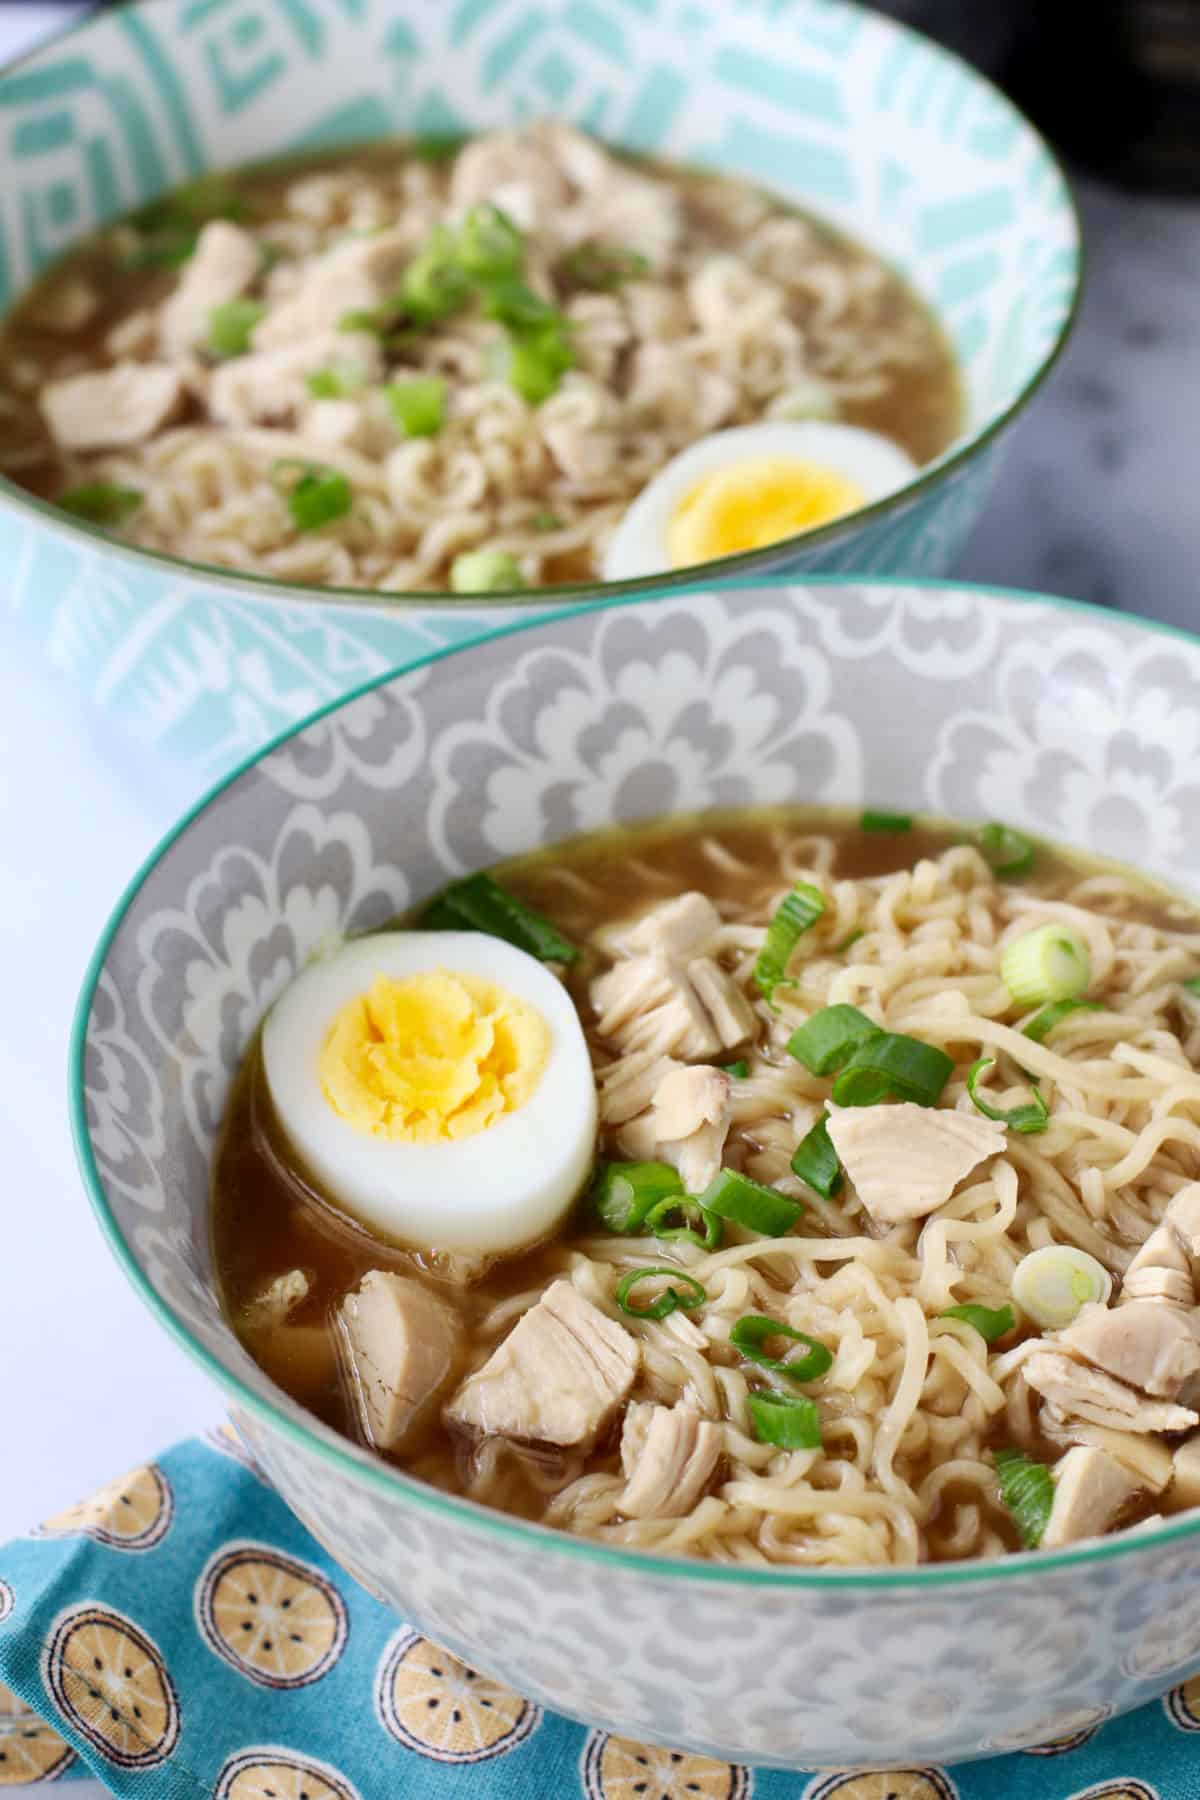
3,6 -> 1200,1790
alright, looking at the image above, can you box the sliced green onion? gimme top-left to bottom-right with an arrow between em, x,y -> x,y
457,204 -> 523,279
730,1314 -> 833,1382
1001,923 -> 1091,1007
119,228 -> 198,270
976,822 -> 1035,878
562,242 -> 650,289
1023,998 -> 1104,1044
422,870 -> 578,963
449,548 -> 524,594
1012,1243 -> 1112,1330
272,460 -> 352,533
790,1116 -> 843,1199
615,1268 -> 707,1321
593,1161 -> 682,1235
747,1391 -> 822,1450
860,809 -> 912,832
700,1169 -> 802,1238
834,929 -> 864,955
753,882 -> 825,1001
830,1033 -> 954,1108
412,134 -> 463,162
644,1195 -> 724,1252
786,1003 -> 879,1076
993,1447 -> 1053,1549
386,375 -> 446,438
939,1302 -> 1015,1343
1184,977 -> 1200,997
481,276 -> 563,331
401,223 -> 471,325
207,297 -> 265,357
966,1056 -> 1049,1135
306,365 -> 366,399
138,174 -> 248,231
720,1059 -> 749,1079
531,509 -> 563,532
493,322 -> 575,404
59,481 -> 142,526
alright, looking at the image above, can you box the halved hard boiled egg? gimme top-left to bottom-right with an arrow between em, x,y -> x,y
602,420 -> 918,581
261,932 -> 597,1254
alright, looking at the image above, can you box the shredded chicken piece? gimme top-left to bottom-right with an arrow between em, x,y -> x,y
647,1064 -> 732,1194
159,220 -> 261,358
1123,1218 -> 1195,1304
591,955 -> 722,1061
625,892 -> 721,959
596,1049 -> 681,1127
686,956 -> 757,1050
209,331 -> 382,428
1039,1406 -> 1174,1492
619,1402 -> 723,1520
824,1102 -> 1006,1225
253,230 -> 411,348
340,1271 -> 460,1452
1169,1434 -> 1200,1509
449,125 -> 572,225
445,1280 -> 639,1449
242,1268 -> 310,1329
1024,1349 -> 1199,1434
1167,1183 -> 1200,1258
40,363 -> 185,450
1041,1445 -> 1143,1548
1060,1299 -> 1200,1400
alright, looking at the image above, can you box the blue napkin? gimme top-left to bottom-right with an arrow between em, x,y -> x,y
1,1434 -> 1198,1799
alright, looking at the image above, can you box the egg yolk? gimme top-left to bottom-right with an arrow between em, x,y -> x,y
318,970 -> 549,1142
666,456 -> 865,566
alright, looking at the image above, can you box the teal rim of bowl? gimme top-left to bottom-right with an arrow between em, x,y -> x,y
69,573 -> 1200,1590
0,0 -> 1084,618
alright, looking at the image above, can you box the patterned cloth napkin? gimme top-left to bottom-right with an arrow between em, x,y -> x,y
1,1435 -> 1198,1800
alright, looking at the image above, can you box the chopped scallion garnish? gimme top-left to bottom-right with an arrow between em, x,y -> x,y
449,548 -> 524,594
615,1268 -> 707,1321
786,1003 -> 879,1076
834,929 -> 864,954
412,134 -> 464,162
830,1032 -> 954,1108
1185,976 -> 1200,997
790,1116 -> 843,1199
939,1302 -> 1015,1343
1001,923 -> 1091,1007
386,375 -> 446,438
422,870 -> 578,963
753,882 -> 825,1001
119,228 -> 198,270
457,204 -> 524,280
1011,1243 -> 1111,1329
720,1059 -> 749,1079
562,242 -> 650,289
860,809 -> 912,832
966,1056 -> 1049,1135
747,1391 -> 822,1450
207,297 -> 265,358
401,223 -> 472,325
700,1169 -> 802,1238
59,481 -> 142,526
644,1195 -> 724,1252
592,1161 -> 682,1235
730,1314 -> 832,1382
531,509 -> 563,531
1022,998 -> 1104,1043
993,1447 -> 1053,1548
976,822 -> 1035,878
494,322 -> 576,404
272,459 -> 353,533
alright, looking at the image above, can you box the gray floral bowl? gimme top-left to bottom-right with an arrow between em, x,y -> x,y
1,0 -> 1079,777
71,578 -> 1200,1772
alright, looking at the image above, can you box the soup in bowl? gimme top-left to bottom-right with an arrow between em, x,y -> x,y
0,0 -> 1079,773
73,579 -> 1200,1770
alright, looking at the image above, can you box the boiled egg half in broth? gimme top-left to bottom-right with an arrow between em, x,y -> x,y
603,420 -> 917,580
261,932 -> 596,1254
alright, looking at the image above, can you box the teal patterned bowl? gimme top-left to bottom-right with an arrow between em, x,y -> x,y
1,0 -> 1080,776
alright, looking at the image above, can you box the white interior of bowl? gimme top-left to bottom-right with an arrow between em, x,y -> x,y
74,579 -> 1200,1581
0,0 -> 1079,447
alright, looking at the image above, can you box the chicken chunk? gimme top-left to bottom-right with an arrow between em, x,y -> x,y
41,362 -> 184,450
1024,1349 -> 1199,1434
1167,1183 -> 1200,1258
1038,1407 -> 1175,1493
591,956 -> 722,1061
340,1271 -> 460,1452
242,1268 -> 310,1328
1123,1219 -> 1195,1305
1169,1434 -> 1200,1510
824,1102 -> 1006,1225
646,1064 -> 732,1194
209,330 -> 381,428
1041,1445 -> 1143,1548
596,1049 -> 681,1127
449,125 -> 572,224
252,230 -> 410,348
686,957 -> 757,1050
445,1280 -> 639,1449
159,220 -> 260,357
625,892 -> 721,960
619,1402 -> 722,1520
1061,1300 -> 1200,1399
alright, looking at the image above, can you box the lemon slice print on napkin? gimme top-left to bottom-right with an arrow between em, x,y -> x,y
375,1628 -> 541,1764
41,1604 -> 179,1769
0,1681 -> 75,1784
805,1776 -> 958,1800
196,1544 -> 348,1689
1166,1673 -> 1200,1732
39,1465 -> 173,1552
581,1731 -> 752,1800
216,1747 -> 361,1800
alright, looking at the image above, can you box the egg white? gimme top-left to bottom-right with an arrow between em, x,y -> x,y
261,931 -> 597,1255
603,419 -> 919,581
